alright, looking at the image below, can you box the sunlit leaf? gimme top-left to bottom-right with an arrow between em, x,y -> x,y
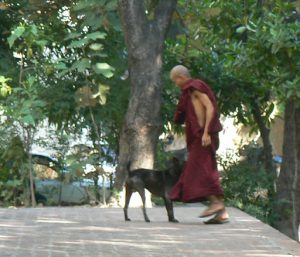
89,43 -> 103,51
7,26 -> 25,48
98,83 -> 110,105
85,31 -> 106,40
93,63 -> 114,78
236,26 -> 247,34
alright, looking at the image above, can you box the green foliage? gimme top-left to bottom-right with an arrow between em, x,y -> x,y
5,77 -> 47,127
219,143 -> 276,223
1,0 -> 127,162
0,76 -> 12,97
166,0 -> 300,129
0,136 -> 28,206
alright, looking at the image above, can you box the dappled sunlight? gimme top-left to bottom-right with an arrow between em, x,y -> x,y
133,226 -> 180,231
66,226 -> 126,232
36,218 -> 78,224
234,216 -> 261,223
245,253 -> 293,257
58,239 -> 164,250
0,207 -> 299,256
0,223 -> 19,227
0,235 -> 17,241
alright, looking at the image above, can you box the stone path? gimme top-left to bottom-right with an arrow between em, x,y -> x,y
0,205 -> 300,257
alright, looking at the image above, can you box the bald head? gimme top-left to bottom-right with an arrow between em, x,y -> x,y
170,65 -> 191,88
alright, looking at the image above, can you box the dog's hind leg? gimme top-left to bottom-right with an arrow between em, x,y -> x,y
124,184 -> 133,221
136,188 -> 150,222
163,196 -> 179,223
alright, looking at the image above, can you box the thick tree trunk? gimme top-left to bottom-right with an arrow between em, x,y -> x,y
274,99 -> 299,241
115,0 -> 177,189
294,105 -> 300,241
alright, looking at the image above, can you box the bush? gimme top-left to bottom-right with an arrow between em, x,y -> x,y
219,143 -> 275,224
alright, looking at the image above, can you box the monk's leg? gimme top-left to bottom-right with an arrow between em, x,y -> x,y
199,195 -> 224,218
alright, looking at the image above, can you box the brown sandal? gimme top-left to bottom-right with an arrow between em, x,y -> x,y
204,217 -> 229,224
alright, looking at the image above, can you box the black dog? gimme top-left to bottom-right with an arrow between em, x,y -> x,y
123,157 -> 184,223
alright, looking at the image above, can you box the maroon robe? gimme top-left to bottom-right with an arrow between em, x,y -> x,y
169,79 -> 224,203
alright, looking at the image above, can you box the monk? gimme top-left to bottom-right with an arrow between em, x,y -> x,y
169,65 -> 229,224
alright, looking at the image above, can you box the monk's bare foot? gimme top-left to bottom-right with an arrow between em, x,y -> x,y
199,202 -> 224,218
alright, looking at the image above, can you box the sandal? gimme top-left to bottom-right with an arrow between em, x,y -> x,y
204,217 -> 229,225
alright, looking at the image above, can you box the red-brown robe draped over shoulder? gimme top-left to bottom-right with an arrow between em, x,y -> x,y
169,79 -> 224,203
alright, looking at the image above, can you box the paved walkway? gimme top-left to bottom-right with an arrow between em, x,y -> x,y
0,205 -> 300,257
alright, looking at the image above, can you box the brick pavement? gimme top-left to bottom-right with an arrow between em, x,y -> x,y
0,205 -> 300,257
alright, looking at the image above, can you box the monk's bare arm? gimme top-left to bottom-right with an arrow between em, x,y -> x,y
191,90 -> 215,146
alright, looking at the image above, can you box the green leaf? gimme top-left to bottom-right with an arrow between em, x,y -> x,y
105,0 -> 118,11
27,76 -> 36,88
7,26 -> 25,48
236,26 -> 247,34
0,76 -> 11,84
93,63 -> 114,78
0,86 -> 11,97
89,43 -> 103,51
71,58 -> 91,73
67,38 -> 89,48
265,103 -> 275,117
64,32 -> 82,40
287,89 -> 293,98
22,115 -> 35,126
29,24 -> 38,36
54,62 -> 67,70
35,40 -> 48,48
85,31 -> 106,40
98,83 -> 110,105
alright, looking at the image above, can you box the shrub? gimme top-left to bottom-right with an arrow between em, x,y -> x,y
219,143 -> 275,224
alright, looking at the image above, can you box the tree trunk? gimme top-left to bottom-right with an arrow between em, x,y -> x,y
274,99 -> 299,241
251,101 -> 274,175
115,0 -> 177,189
293,105 -> 300,241
25,127 -> 36,207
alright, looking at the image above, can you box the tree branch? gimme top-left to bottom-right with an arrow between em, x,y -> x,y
154,0 -> 177,40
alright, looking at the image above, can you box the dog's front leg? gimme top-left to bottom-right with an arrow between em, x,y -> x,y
163,196 -> 179,223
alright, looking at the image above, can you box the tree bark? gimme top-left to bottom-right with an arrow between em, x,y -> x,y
115,0 -> 177,189
293,105 -> 300,241
251,101 -> 274,175
274,99 -> 299,240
